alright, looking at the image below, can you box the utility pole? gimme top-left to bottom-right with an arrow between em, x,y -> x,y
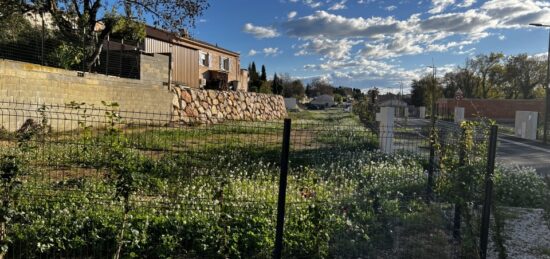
530,23 -> 550,144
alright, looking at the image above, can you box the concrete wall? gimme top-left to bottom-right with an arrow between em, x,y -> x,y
0,57 -> 173,130
172,87 -> 287,124
437,98 -> 545,120
140,53 -> 170,85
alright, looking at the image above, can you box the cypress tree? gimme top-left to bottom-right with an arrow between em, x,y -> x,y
260,65 -> 267,82
248,62 -> 260,92
272,73 -> 283,95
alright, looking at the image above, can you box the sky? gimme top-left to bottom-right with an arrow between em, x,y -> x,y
187,0 -> 550,93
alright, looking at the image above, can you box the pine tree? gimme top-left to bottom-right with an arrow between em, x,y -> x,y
260,65 -> 267,82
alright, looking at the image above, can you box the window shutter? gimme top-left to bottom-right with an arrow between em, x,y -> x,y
219,56 -> 223,70
198,52 -> 202,66
208,54 -> 212,68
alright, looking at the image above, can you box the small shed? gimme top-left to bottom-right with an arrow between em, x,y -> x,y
284,98 -> 298,111
309,95 -> 335,109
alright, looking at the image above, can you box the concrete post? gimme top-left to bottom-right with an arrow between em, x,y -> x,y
515,111 -> 538,140
454,107 -> 465,124
376,107 -> 395,153
419,106 -> 426,119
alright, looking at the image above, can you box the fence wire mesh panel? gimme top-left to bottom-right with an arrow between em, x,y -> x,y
0,26 -> 141,79
0,103 -> 498,258
0,101 -> 284,258
282,113 -> 460,258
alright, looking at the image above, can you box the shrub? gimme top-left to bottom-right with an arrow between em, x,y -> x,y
494,164 -> 548,208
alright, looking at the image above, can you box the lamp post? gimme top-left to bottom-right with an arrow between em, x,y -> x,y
529,23 -> 550,144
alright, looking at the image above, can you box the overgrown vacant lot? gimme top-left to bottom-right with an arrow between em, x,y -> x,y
1,107 -> 548,258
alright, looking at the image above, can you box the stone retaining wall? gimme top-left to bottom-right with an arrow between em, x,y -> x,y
172,87 -> 287,123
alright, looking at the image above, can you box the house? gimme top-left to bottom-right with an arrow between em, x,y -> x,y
143,26 -> 248,91
308,94 -> 335,109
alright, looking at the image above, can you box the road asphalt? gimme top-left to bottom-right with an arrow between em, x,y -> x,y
397,118 -> 550,176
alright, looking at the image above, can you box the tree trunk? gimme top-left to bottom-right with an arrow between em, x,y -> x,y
114,206 -> 128,259
85,42 -> 104,73
0,221 -> 5,259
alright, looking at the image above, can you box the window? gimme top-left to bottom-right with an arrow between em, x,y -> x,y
220,56 -> 230,71
199,51 -> 210,67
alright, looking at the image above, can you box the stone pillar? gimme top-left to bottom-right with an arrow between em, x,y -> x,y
515,111 -> 538,140
419,106 -> 426,119
454,107 -> 465,124
376,107 -> 395,153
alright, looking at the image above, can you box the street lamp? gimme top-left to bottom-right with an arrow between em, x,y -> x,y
529,23 -> 550,144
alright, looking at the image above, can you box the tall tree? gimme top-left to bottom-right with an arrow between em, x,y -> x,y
305,84 -> 313,98
248,62 -> 261,92
469,52 -> 504,98
271,73 -> 283,95
505,54 -> 546,99
441,68 -> 481,99
281,74 -> 305,99
260,65 -> 267,82
367,88 -> 379,104
310,78 -> 333,96
6,0 -> 209,70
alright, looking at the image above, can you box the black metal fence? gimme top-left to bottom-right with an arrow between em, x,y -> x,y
0,102 -> 498,258
0,27 -> 141,79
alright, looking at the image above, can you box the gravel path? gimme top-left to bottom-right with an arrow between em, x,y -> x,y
488,207 -> 550,259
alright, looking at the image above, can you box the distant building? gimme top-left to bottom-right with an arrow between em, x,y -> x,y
309,94 -> 335,109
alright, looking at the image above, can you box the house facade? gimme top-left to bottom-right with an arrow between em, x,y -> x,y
144,26 -> 248,91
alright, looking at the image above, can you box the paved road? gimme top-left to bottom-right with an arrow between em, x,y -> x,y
398,119 -> 550,176
497,134 -> 550,176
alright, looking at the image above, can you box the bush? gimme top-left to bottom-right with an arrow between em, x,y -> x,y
494,165 -> 548,208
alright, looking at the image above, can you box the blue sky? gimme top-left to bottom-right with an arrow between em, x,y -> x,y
186,0 -> 550,93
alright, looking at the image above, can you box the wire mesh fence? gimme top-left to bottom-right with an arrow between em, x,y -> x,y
0,26 -> 141,79
0,101 -> 497,258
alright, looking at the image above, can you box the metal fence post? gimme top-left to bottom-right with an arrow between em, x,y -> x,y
106,35 -> 110,76
41,11 -> 45,66
480,125 -> 498,259
453,128 -> 466,240
426,130 -> 435,203
274,118 -> 291,259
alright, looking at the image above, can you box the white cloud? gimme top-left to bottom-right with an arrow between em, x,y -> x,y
385,5 -> 397,11
328,0 -> 347,10
295,37 -> 363,60
480,0 -> 550,28
428,0 -> 455,14
248,49 -> 258,56
287,11 -> 298,19
284,0 -> 550,90
283,11 -> 405,38
457,0 -> 476,8
304,0 -> 322,8
263,47 -> 282,57
242,23 -> 280,38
